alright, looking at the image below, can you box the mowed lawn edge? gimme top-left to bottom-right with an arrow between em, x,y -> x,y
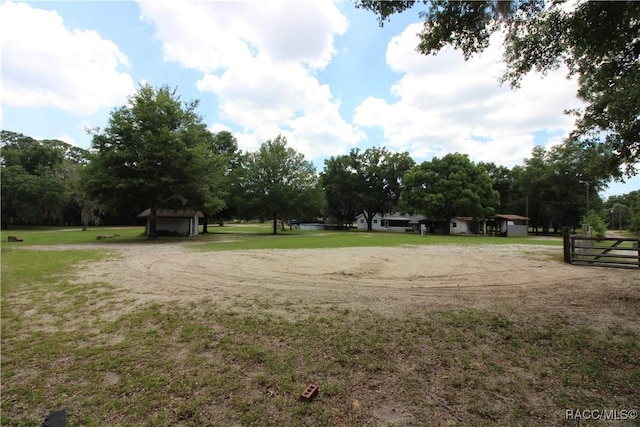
1,224 -> 564,251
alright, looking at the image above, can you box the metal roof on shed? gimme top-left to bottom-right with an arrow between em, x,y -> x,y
493,214 -> 529,221
137,209 -> 204,218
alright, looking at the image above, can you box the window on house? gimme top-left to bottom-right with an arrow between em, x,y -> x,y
373,219 -> 378,224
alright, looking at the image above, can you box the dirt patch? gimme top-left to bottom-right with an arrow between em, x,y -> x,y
62,243 -> 640,331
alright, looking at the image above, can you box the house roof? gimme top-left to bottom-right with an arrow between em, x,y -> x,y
355,212 -> 426,221
354,212 -> 530,222
137,209 -> 205,219
493,214 -> 529,221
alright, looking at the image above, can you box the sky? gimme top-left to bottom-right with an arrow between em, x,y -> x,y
1,0 -> 637,198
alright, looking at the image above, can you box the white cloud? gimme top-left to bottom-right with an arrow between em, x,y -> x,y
139,0 -> 348,72
354,23 -> 584,166
138,0 -> 363,160
0,2 -> 135,115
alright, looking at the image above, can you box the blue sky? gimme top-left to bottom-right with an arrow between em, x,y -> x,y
1,0 -> 637,198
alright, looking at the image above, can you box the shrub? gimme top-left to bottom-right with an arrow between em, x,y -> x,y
581,210 -> 607,237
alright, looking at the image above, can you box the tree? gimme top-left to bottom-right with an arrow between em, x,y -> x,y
321,154 -> 362,226
581,210 -> 607,237
325,147 -> 415,231
1,131 -> 89,228
479,162 -> 521,213
624,191 -> 640,233
514,143 -> 606,234
401,153 -> 499,234
82,84 -> 225,239
238,135 -> 324,234
206,130 -> 244,229
1,131 -> 64,175
358,0 -> 640,178
604,192 -> 638,231
355,147 -> 416,231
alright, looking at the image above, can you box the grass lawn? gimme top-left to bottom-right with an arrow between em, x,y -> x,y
1,226 -> 145,245
1,227 -> 637,426
1,223 -> 563,250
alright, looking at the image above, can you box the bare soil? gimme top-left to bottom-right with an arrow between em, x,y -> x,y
68,243 -> 640,330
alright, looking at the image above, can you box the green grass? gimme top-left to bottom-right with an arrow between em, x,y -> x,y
197,225 -> 562,251
1,226 -> 144,245
1,224 -> 562,251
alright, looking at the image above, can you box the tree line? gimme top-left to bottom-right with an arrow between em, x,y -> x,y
2,84 -> 638,237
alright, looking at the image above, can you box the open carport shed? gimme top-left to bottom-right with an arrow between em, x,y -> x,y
137,209 -> 204,237
488,214 -> 529,237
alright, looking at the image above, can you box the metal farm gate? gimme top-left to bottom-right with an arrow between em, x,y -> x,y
563,228 -> 640,269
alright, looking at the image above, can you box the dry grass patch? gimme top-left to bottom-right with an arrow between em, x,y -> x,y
2,244 -> 639,426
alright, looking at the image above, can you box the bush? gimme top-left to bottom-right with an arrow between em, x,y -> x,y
581,210 -> 607,237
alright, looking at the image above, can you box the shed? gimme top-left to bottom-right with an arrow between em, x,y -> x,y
137,209 -> 204,237
490,214 -> 529,237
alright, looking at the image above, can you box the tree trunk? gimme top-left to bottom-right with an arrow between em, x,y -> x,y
272,214 -> 278,234
81,205 -> 89,231
148,206 -> 158,239
364,211 -> 373,231
202,215 -> 209,234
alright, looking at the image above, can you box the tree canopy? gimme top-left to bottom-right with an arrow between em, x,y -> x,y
357,0 -> 640,178
207,130 -> 245,228
237,135 -> 324,234
401,153 -> 499,233
82,84 -> 225,238
1,131 -> 90,228
320,154 -> 361,226
4,129 -> 636,235
323,147 -> 415,231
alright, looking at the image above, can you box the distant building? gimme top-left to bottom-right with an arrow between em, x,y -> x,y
137,209 -> 204,237
355,212 -> 426,232
355,212 -> 529,236
489,214 -> 529,237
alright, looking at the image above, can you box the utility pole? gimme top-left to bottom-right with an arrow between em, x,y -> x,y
619,207 -> 622,231
525,195 -> 529,232
610,209 -> 614,230
579,180 -> 590,213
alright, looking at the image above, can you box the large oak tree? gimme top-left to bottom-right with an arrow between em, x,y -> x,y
83,84 -> 225,238
401,153 -> 499,233
323,147 -> 415,231
238,135 -> 324,234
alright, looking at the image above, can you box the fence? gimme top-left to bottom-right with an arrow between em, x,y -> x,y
562,227 -> 640,269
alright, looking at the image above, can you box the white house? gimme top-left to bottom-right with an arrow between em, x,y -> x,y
137,209 -> 204,237
355,212 -> 426,231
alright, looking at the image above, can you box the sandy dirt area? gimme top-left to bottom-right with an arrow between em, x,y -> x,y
60,242 -> 640,330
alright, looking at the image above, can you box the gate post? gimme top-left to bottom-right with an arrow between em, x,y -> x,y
562,226 -> 571,264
